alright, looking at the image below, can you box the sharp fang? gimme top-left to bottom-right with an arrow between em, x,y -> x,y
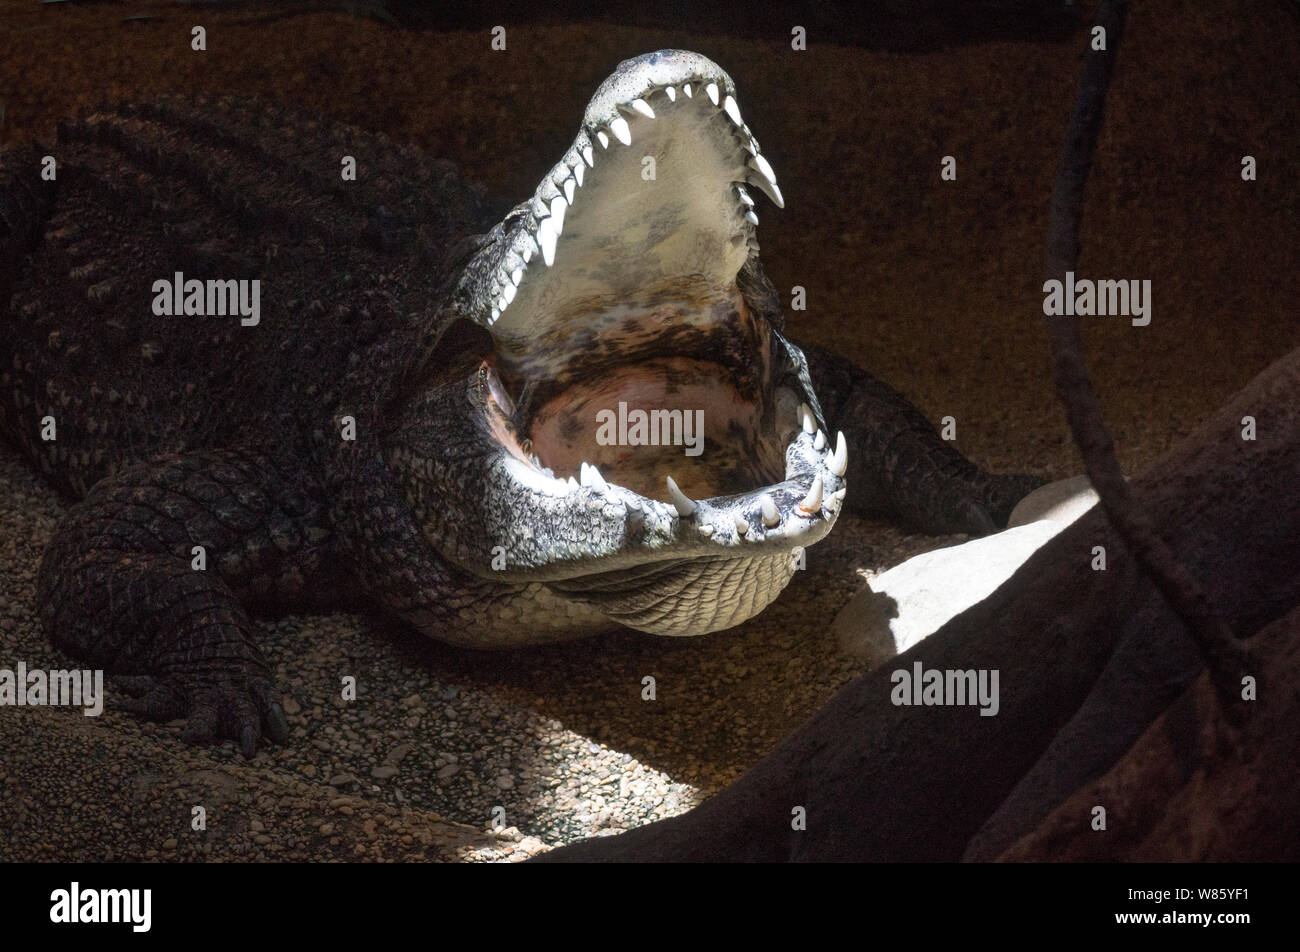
549,195 -> 567,233
834,488 -> 847,503
736,185 -> 755,206
597,130 -> 610,149
537,217 -> 558,267
761,494 -> 780,527
723,94 -> 742,125
665,86 -> 676,102
502,282 -> 516,306
814,429 -> 826,451
666,476 -> 696,517
510,268 -> 522,286
798,475 -> 824,514
582,145 -> 595,167
490,307 -> 499,322
580,462 -> 608,493
682,83 -> 693,98
749,153 -> 777,184
746,210 -> 758,226
563,178 -> 576,204
609,115 -> 632,146
830,431 -> 848,477
800,403 -> 816,435
573,162 -> 584,187
748,172 -> 785,209
734,515 -> 749,537
630,98 -> 655,119
705,82 -> 720,105
568,476 -> 580,490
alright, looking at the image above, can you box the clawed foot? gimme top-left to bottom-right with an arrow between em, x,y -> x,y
111,665 -> 289,758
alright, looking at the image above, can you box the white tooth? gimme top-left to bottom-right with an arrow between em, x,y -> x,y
502,282 -> 516,306
682,83 -> 693,98
747,173 -> 785,209
746,210 -> 759,226
549,195 -> 567,233
609,115 -> 632,146
665,85 -> 676,102
582,145 -> 595,167
734,515 -> 749,537
761,494 -> 780,528
510,268 -> 522,286
579,462 -> 593,487
736,185 -> 755,206
749,153 -> 777,184
834,488 -> 847,503
800,403 -> 816,435
705,82 -> 719,105
537,217 -> 558,267
798,475 -> 824,514
490,307 -> 500,322
568,476 -> 580,490
723,94 -> 742,125
589,464 -> 609,494
666,475 -> 695,517
564,178 -> 576,204
597,130 -> 610,149
629,98 -> 655,119
830,431 -> 848,477
573,162 -> 584,187
814,429 -> 826,451
522,231 -> 540,258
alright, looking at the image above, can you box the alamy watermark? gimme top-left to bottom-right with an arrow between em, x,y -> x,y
1042,271 -> 1151,327
595,401 -> 704,457
50,882 -> 151,932
890,661 -> 999,716
0,662 -> 103,716
151,271 -> 260,326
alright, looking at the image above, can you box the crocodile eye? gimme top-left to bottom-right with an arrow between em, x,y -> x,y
478,360 -> 516,418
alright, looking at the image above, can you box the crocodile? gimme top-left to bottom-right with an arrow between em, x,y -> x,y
0,51 -> 1041,755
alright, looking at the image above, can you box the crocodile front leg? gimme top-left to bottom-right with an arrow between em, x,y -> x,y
801,342 -> 1044,535
36,450 -> 336,755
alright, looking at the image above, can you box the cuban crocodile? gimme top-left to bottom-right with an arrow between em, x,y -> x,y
0,51 -> 1041,755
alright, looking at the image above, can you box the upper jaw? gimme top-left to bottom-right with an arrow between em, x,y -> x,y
453,50 -> 784,359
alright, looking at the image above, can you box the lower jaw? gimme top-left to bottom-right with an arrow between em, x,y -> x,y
548,550 -> 798,637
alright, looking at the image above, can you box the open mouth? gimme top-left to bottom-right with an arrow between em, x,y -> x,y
442,50 -> 847,628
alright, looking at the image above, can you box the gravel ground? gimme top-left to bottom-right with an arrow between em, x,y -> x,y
0,0 -> 1295,860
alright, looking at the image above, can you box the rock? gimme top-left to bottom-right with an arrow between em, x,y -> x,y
1007,474 -> 1098,528
328,773 -> 357,787
370,765 -> 398,780
833,520 -> 1066,664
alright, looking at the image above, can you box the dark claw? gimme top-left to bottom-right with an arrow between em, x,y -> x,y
962,502 -> 999,537
265,702 -> 289,744
239,724 -> 258,759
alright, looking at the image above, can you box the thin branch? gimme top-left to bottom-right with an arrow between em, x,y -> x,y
1044,0 -> 1248,716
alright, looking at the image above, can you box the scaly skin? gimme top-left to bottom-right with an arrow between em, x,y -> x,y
0,53 -> 1041,755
